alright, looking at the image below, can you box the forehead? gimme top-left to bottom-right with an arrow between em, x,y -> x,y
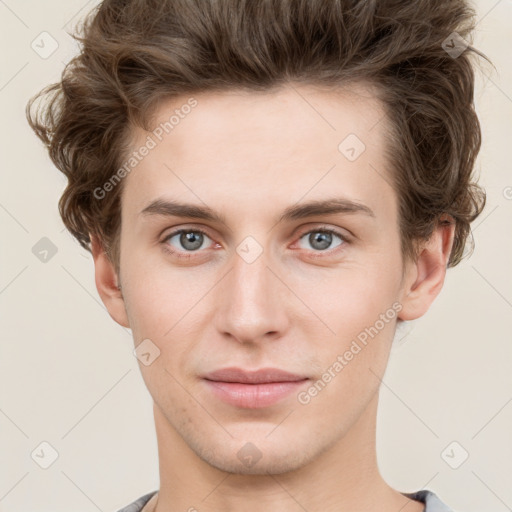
122,83 -> 395,224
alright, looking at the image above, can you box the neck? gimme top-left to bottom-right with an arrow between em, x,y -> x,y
150,392 -> 423,512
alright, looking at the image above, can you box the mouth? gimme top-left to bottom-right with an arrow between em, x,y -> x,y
201,367 -> 310,409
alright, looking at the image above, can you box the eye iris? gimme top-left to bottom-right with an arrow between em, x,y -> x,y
310,231 -> 332,250
180,231 -> 203,250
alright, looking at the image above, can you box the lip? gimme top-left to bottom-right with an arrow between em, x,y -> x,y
203,367 -> 307,384
202,367 -> 310,409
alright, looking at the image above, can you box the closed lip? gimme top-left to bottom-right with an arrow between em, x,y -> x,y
202,367 -> 309,384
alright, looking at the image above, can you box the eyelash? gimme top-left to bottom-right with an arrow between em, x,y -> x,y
160,226 -> 350,260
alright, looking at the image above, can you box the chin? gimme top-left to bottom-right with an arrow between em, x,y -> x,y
196,435 -> 317,476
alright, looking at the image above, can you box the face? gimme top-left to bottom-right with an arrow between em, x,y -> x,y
113,83 -> 414,474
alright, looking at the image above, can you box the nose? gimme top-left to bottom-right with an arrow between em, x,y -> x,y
213,243 -> 290,345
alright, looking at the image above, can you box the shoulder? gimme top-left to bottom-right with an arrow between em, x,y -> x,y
402,489 -> 455,512
120,489 -> 458,512
115,490 -> 158,512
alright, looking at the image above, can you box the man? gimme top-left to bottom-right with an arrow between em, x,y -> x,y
26,0 -> 488,510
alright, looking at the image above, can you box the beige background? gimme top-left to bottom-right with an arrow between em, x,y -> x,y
1,0 -> 511,510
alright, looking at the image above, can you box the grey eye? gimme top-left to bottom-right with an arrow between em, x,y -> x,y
167,230 -> 210,251
298,230 -> 344,251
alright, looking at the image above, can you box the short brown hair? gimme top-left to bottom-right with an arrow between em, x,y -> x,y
26,0 -> 490,275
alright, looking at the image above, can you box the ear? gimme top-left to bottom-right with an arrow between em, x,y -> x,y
398,216 -> 455,321
90,234 -> 130,328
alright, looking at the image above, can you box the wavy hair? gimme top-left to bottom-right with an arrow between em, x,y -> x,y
26,0 -> 490,274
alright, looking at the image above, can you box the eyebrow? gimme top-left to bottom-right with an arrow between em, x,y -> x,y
140,197 -> 375,225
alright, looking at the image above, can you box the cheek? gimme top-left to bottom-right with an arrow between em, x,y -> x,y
304,264 -> 400,333
122,282 -> 166,340
121,261 -> 210,377
120,248 -> 191,335
299,288 -> 399,420
298,263 -> 401,383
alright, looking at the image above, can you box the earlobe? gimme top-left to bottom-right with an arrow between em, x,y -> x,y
398,217 -> 455,322
90,234 -> 130,328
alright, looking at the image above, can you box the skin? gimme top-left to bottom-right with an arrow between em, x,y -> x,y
91,83 -> 454,512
